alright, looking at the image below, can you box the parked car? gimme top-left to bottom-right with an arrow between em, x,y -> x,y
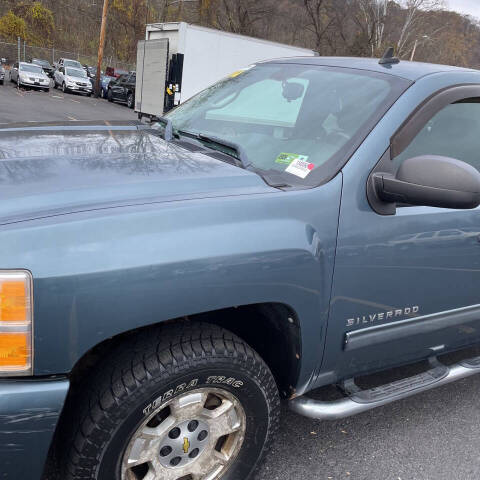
84,66 -> 104,88
56,58 -> 83,71
105,66 -> 128,78
10,61 -> 50,91
30,58 -> 54,77
100,74 -> 114,98
4,53 -> 480,480
107,71 -> 136,108
53,66 -> 92,95
86,65 -> 102,77
0,65 -> 4,85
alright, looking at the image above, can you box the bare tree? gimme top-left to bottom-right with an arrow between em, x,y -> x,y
396,0 -> 444,55
302,0 -> 336,52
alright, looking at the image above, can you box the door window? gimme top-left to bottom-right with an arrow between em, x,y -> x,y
393,100 -> 480,172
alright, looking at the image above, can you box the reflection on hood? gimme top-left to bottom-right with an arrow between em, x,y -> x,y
0,127 -> 272,224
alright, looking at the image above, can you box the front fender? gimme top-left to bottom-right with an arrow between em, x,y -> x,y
0,176 -> 342,390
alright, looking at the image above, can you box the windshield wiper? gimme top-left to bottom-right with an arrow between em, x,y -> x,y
175,129 -> 291,188
176,130 -> 251,169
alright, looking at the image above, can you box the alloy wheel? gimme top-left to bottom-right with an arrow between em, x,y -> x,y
121,388 -> 246,480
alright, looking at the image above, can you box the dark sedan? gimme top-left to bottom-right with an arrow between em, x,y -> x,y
107,71 -> 136,108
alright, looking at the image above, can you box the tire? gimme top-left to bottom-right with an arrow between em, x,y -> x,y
107,88 -> 113,102
61,322 -> 280,480
62,82 -> 67,93
127,92 -> 134,109
100,88 -> 105,99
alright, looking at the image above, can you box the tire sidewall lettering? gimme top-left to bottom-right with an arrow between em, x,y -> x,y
142,375 -> 245,416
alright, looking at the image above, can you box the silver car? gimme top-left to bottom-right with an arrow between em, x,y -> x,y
10,62 -> 50,91
53,66 -> 92,95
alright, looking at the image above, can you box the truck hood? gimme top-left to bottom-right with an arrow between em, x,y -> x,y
0,123 -> 275,224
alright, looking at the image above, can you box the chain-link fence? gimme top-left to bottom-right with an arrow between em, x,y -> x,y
0,40 -> 135,71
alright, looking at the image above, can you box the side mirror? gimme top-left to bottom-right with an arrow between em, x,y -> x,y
373,155 -> 480,210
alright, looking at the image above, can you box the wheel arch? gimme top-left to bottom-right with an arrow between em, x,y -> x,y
68,302 -> 302,399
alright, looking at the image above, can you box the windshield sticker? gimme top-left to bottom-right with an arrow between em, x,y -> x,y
285,158 -> 315,178
275,152 -> 309,165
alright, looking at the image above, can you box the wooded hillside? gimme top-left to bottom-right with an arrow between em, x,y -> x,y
1,0 -> 480,69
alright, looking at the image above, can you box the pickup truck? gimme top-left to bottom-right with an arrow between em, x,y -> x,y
2,53 -> 480,480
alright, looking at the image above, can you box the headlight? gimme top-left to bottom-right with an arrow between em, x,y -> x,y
0,271 -> 33,376
19,74 -> 27,82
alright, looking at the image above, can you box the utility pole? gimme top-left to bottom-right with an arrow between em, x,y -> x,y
17,37 -> 20,63
95,0 -> 109,97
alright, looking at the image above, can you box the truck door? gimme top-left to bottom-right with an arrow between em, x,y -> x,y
324,87 -> 480,380
135,38 -> 169,117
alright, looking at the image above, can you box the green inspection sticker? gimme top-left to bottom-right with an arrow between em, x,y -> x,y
275,153 -> 309,165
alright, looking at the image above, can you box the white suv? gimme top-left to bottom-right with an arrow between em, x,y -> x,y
54,66 -> 92,95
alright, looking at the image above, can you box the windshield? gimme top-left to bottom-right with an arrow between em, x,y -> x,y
67,68 -> 87,78
164,64 -> 409,187
21,64 -> 43,74
64,60 -> 82,68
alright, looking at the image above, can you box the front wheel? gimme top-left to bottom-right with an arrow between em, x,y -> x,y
62,82 -> 67,93
62,322 -> 280,480
107,88 -> 113,102
127,92 -> 134,109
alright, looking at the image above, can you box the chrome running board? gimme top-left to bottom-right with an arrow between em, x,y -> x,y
289,359 -> 480,420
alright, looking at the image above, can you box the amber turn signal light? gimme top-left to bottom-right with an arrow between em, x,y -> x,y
0,271 -> 33,375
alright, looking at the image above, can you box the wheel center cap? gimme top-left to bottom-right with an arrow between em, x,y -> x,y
159,418 -> 210,469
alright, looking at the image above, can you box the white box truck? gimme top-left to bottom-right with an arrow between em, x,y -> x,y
135,22 -> 316,119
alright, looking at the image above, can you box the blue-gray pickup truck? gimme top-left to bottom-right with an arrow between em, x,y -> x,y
2,53 -> 480,480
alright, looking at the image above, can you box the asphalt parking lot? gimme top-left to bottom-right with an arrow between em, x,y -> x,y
2,70 -> 480,480
0,70 -> 138,124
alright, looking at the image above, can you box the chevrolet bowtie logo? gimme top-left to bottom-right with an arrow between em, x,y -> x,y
183,437 -> 190,454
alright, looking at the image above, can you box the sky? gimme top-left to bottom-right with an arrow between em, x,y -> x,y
447,0 -> 480,19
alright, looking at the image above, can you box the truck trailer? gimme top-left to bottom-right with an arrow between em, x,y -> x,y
135,21 -> 315,119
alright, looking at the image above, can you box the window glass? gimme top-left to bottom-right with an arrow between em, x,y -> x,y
393,101 -> 480,171
21,64 -> 43,74
64,60 -> 82,69
32,59 -> 49,67
164,64 -> 408,187
206,78 -> 309,127
66,68 -> 87,78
